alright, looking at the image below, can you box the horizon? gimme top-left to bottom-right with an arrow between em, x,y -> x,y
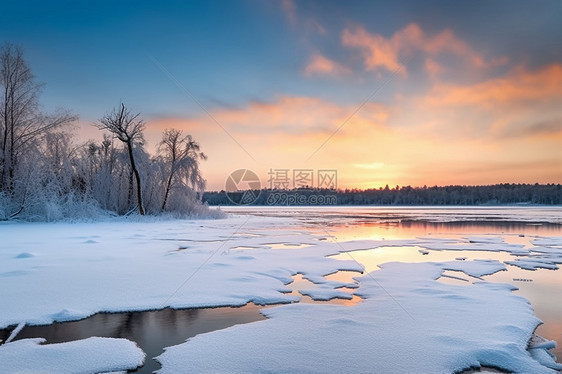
1,0 -> 561,190
204,181 -> 562,193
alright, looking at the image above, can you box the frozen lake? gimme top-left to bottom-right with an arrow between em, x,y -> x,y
226,206 -> 562,367
0,206 -> 561,373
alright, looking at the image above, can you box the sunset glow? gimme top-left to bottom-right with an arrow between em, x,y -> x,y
2,0 -> 560,190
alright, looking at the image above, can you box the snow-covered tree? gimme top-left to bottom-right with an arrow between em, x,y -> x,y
0,43 -> 76,219
158,128 -> 207,212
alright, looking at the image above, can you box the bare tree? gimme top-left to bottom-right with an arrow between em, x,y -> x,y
96,103 -> 146,215
158,128 -> 207,211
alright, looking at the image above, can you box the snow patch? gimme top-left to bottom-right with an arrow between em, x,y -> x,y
0,337 -> 145,373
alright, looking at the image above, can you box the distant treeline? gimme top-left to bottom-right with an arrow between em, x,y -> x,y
203,183 -> 562,206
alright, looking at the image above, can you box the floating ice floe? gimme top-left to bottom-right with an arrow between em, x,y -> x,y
532,236 -> 562,247
464,235 -> 506,244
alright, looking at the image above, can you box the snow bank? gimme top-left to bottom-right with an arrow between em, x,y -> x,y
0,337 -> 145,373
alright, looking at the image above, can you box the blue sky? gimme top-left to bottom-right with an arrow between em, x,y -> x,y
1,0 -> 561,189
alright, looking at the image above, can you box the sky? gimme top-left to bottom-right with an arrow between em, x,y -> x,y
1,0 -> 561,190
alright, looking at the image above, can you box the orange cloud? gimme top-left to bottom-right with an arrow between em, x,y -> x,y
304,53 -> 350,77
398,63 -> 562,144
134,84 -> 560,190
342,26 -> 404,74
425,58 -> 443,78
140,96 -> 395,188
193,95 -> 388,137
341,23 -> 504,75
424,64 -> 562,108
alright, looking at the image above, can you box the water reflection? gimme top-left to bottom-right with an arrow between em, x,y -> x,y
224,206 -> 562,226
321,220 -> 561,242
1,304 -> 267,374
284,273 -> 363,306
1,273 -> 364,374
327,220 -> 562,364
229,207 -> 562,366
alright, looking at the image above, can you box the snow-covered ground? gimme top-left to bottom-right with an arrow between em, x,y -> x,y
0,208 -> 561,373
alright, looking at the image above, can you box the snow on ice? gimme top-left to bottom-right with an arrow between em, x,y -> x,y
1,212 -> 561,373
0,337 -> 145,373
156,260 -> 556,374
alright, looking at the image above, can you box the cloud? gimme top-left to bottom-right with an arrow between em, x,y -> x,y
211,95 -> 389,137
423,64 -> 562,108
342,25 -> 405,74
142,95 -> 399,189
501,118 -> 562,138
395,63 -> 562,143
304,53 -> 350,77
424,58 -> 443,79
142,84 -> 560,190
147,95 -> 390,140
341,23 -> 505,76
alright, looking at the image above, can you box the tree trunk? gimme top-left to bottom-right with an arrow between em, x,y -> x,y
126,139 -> 144,215
1,83 -> 9,190
161,165 -> 174,211
8,93 -> 14,192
